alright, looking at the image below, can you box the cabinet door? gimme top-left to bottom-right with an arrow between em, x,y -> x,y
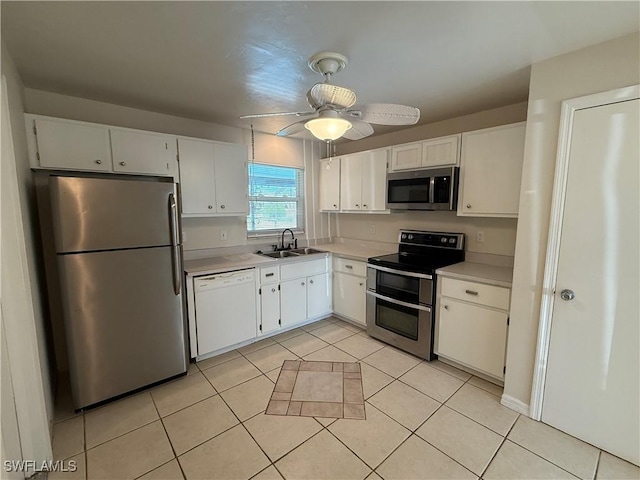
340,154 -> 363,210
111,129 -> 173,176
458,123 -> 525,217
213,143 -> 248,214
259,284 -> 281,335
437,298 -> 508,379
34,118 -> 111,172
361,150 -> 388,212
391,143 -> 423,171
178,138 -> 217,215
422,135 -> 460,168
280,279 -> 307,326
333,272 -> 366,326
319,158 -> 341,211
307,273 -> 331,318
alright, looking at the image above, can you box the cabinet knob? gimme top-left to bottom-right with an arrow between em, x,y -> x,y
359,282 -> 364,286
301,282 -> 305,286
363,204 -> 368,208
120,161 -> 126,166
309,280 -> 314,284
444,305 -> 449,310
208,205 -> 213,209
271,288 -> 276,293
355,204 -> 360,208
466,204 -> 472,209
220,204 -> 226,209
95,159 -> 102,165
333,204 -> 337,208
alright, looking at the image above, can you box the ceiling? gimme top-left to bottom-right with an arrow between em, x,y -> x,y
2,2 -> 638,140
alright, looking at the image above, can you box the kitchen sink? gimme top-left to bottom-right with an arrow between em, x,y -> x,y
260,250 -> 300,258
289,248 -> 324,255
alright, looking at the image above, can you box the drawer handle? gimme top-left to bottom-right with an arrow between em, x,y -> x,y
345,265 -> 353,269
120,161 -> 127,166
95,159 -> 102,165
220,204 -> 226,209
443,305 -> 449,310
208,205 -> 213,209
465,290 -> 479,296
265,273 -> 274,277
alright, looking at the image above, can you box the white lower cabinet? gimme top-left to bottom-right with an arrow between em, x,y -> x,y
435,276 -> 510,380
332,258 -> 367,326
307,273 -> 331,319
258,283 -> 281,335
281,278 -> 308,327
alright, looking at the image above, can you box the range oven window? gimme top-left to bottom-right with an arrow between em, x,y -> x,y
377,270 -> 420,304
387,177 -> 430,204
375,299 -> 419,341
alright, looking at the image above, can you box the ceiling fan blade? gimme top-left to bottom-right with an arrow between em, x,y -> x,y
307,83 -> 357,109
345,103 -> 420,125
276,119 -> 310,137
240,110 -> 316,119
342,120 -> 374,140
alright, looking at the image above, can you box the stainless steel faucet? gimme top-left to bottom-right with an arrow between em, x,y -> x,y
281,228 -> 297,250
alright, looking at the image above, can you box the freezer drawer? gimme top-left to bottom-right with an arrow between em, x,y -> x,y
58,246 -> 187,409
50,175 -> 176,253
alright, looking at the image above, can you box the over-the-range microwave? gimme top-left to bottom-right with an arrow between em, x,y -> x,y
386,166 -> 459,211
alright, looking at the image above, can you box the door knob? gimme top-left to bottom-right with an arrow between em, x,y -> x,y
95,159 -> 102,164
120,161 -> 126,166
560,289 -> 575,301
466,204 -> 472,209
220,204 -> 226,209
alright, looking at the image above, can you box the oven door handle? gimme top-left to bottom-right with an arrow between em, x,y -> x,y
367,264 -> 433,280
366,291 -> 432,313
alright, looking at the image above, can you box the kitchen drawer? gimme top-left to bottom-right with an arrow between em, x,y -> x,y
333,257 -> 366,277
259,266 -> 279,284
440,277 -> 510,310
280,258 -> 327,280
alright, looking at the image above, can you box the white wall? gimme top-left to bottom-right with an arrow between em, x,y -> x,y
504,32 -> 640,408
333,102 -> 528,258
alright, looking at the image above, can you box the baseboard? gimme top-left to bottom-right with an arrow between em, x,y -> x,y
501,394 -> 530,416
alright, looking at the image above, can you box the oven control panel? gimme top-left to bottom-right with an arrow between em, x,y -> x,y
399,230 -> 464,250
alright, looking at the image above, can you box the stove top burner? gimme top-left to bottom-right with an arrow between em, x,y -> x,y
367,230 -> 465,274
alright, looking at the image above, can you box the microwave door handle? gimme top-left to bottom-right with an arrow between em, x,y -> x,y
429,177 -> 435,204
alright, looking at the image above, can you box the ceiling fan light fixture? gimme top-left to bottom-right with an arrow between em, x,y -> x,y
305,116 -> 352,141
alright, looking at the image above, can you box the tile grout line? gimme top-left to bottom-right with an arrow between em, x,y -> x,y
146,389 -> 185,480
592,450 -> 602,480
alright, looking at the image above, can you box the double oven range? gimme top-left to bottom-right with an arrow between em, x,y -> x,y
366,230 -> 464,360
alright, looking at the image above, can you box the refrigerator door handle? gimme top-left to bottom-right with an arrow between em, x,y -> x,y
168,193 -> 181,295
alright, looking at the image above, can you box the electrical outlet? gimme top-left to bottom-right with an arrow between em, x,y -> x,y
220,230 -> 228,241
476,231 -> 485,243
369,224 -> 376,235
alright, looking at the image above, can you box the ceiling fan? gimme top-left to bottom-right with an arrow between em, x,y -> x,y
241,52 -> 420,141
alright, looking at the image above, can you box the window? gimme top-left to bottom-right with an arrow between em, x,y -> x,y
247,163 -> 305,236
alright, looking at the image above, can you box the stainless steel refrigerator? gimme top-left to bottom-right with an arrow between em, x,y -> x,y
36,172 -> 188,410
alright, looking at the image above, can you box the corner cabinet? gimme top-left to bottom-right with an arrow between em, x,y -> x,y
177,137 -> 248,217
319,157 -> 341,211
25,114 -> 176,177
339,149 -> 388,213
457,122 -> 526,218
434,276 -> 510,381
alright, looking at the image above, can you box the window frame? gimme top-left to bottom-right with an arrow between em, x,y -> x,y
246,162 -> 305,238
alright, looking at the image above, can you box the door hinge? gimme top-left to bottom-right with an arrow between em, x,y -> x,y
259,324 -> 262,332
165,142 -> 168,150
278,284 -> 281,291
33,124 -> 37,135
507,317 -> 510,326
278,319 -> 281,326
259,288 -> 262,295
36,152 -> 40,161
503,366 -> 506,374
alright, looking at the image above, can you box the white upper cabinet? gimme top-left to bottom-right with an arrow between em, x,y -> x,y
390,134 -> 460,171
110,129 -> 174,176
30,117 -> 111,172
26,114 -> 177,177
319,157 -> 341,211
339,149 -> 388,213
212,143 -> 248,214
178,138 -> 247,217
458,122 -> 526,218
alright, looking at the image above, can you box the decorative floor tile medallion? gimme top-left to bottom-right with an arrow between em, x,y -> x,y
266,360 -> 366,419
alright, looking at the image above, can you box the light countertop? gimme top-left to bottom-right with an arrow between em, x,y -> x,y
184,253 -> 275,275
436,262 -> 514,288
313,242 -> 395,262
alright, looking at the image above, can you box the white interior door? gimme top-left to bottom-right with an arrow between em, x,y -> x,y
542,98 -> 639,465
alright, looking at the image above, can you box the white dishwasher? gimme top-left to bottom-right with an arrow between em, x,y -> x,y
194,268 -> 257,356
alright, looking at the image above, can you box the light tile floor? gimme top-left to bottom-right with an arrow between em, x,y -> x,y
51,316 -> 640,480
